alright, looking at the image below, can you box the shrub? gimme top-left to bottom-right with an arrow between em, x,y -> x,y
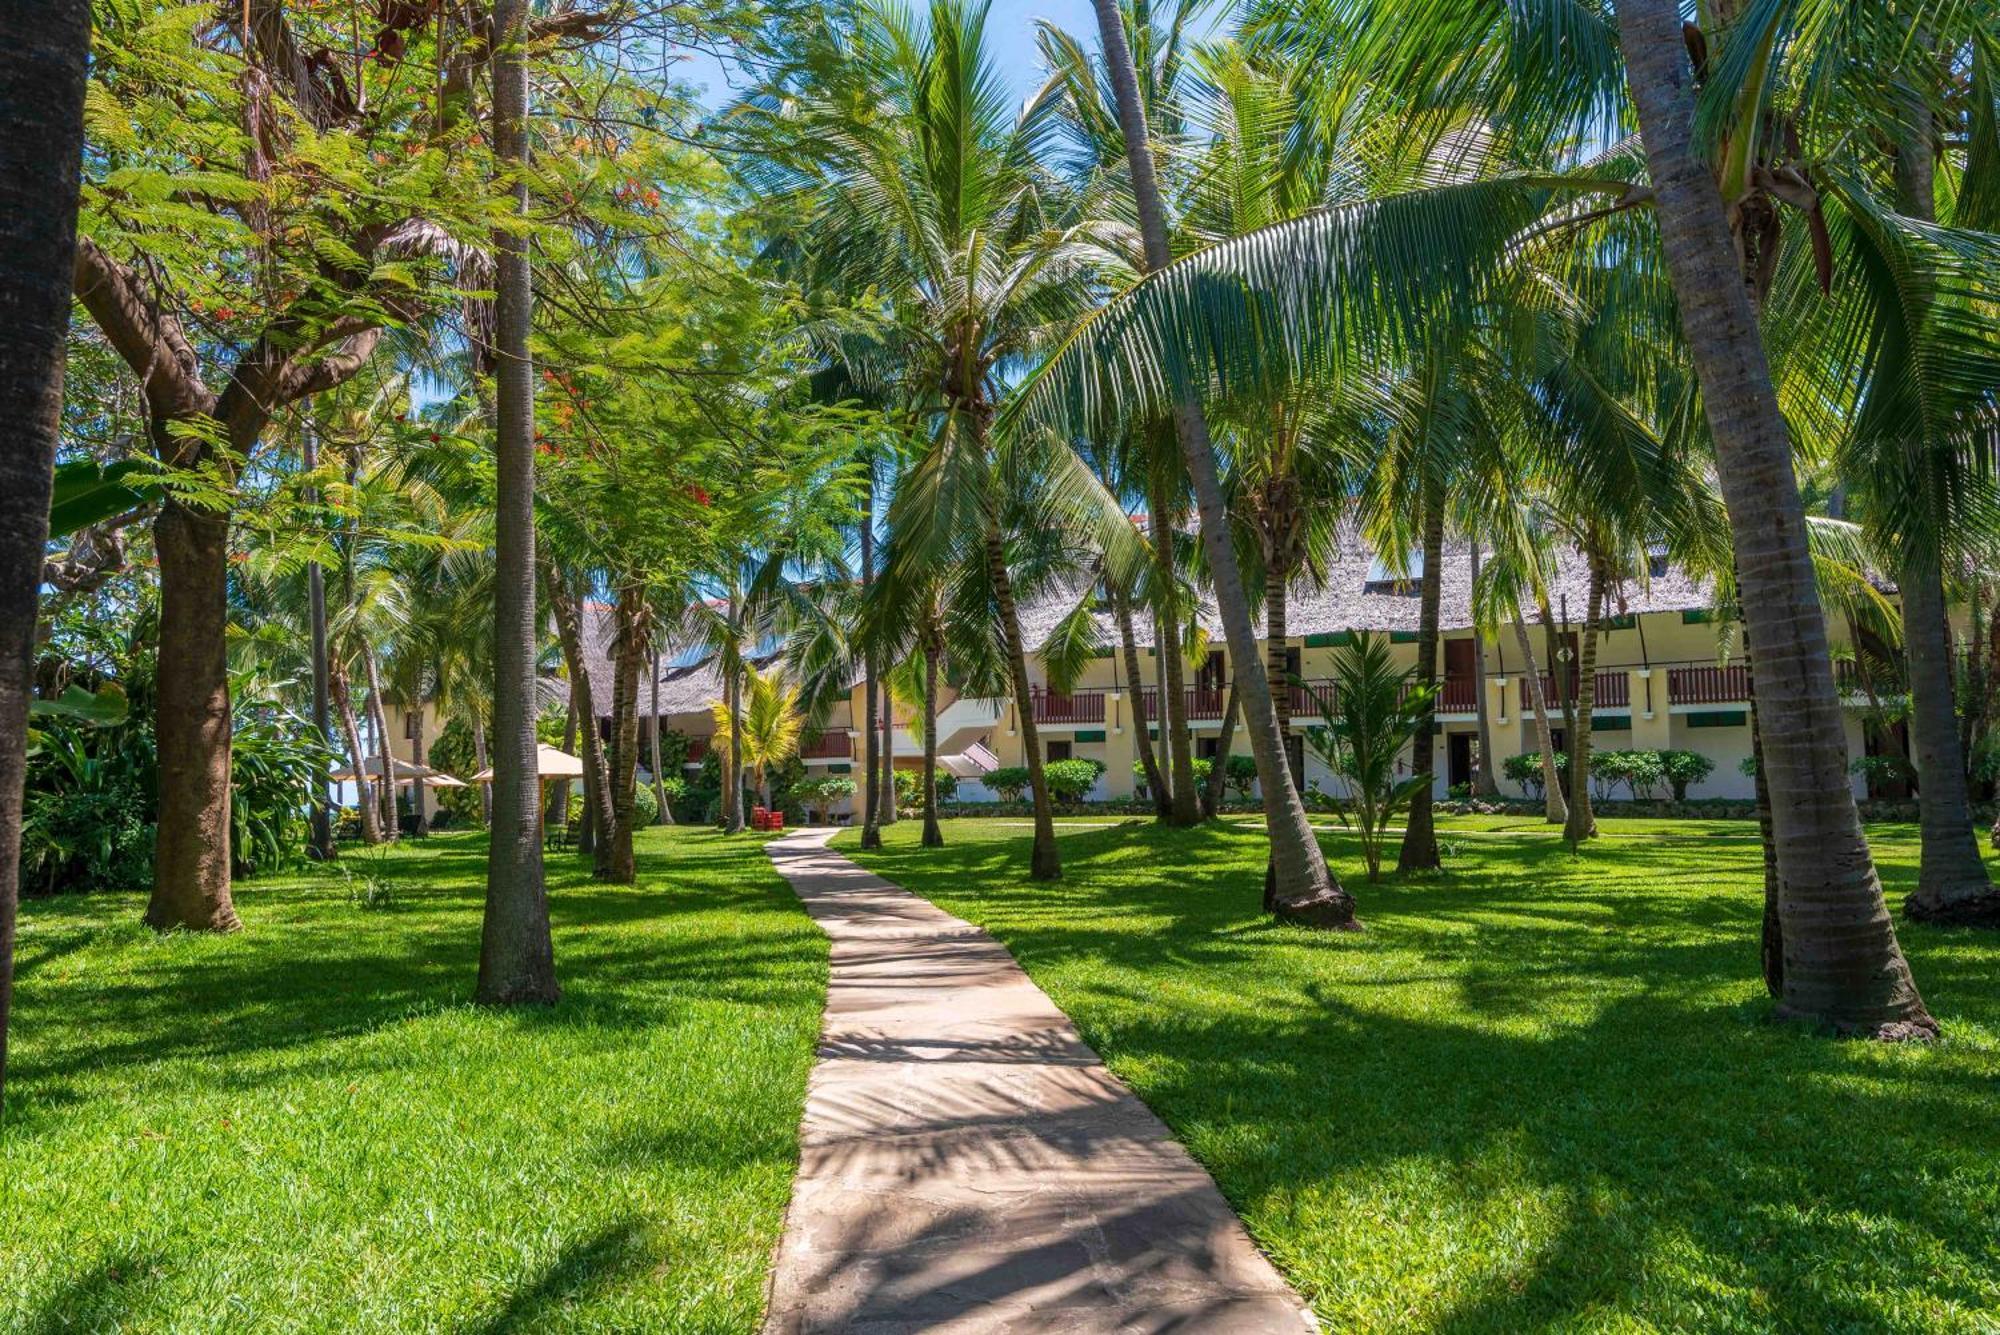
229,714 -> 336,878
1224,753 -> 1259,798
893,768 -> 958,806
792,775 -> 857,822
1502,748 -> 1567,798
1043,757 -> 1107,806
985,766 -> 1031,802
1851,754 -> 1915,787
1592,749 -> 1666,802
1132,756 -> 1211,796
1739,755 -> 1760,779
1303,633 -> 1435,879
1656,749 -> 1715,800
1447,781 -> 1472,802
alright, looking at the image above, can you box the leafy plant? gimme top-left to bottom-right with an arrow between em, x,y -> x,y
792,775 -> 857,823
1503,749 -> 1568,798
1593,750 -> 1666,802
1656,750 -> 1716,801
230,714 -> 338,878
1043,758 -> 1108,806
985,766 -> 1032,803
1223,754 -> 1259,799
1305,634 -> 1436,880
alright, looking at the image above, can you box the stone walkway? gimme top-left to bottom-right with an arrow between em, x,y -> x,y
761,828 -> 1314,1334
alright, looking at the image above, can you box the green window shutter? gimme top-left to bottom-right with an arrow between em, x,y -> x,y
1684,710 -> 1747,728
1304,631 -> 1354,648
1593,713 -> 1632,731
1074,729 -> 1106,743
1682,609 -> 1715,625
1606,614 -> 1637,630
828,763 -> 852,774
1390,630 -> 1420,644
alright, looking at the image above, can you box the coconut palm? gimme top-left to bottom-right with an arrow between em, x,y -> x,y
742,0 -> 1139,880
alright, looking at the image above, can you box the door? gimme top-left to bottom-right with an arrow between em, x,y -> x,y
1448,732 -> 1473,790
1196,650 -> 1225,692
1443,638 -> 1477,712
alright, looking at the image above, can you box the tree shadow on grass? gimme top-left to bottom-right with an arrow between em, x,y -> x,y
15,1253 -> 162,1335
465,1220 -> 651,1335
852,819 -> 2000,1330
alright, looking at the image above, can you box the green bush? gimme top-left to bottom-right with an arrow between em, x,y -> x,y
1502,748 -> 1567,798
1656,749 -> 1715,800
985,766 -> 1032,802
564,779 -> 659,829
20,724 -> 156,895
892,768 -> 958,806
1739,755 -> 1759,779
1224,753 -> 1259,797
792,775 -> 857,821
1131,756 -> 1211,794
1592,749 -> 1666,802
1044,758 -> 1107,805
1851,754 -> 1914,787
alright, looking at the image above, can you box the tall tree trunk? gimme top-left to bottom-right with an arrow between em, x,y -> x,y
728,658 -> 746,833
1398,480 -> 1446,872
561,694 -> 582,846
1148,471 -> 1201,827
146,498 -> 241,930
880,678 -> 898,825
1903,547 -> 2000,923
363,646 -> 398,840
650,645 -> 671,825
1563,555 -> 1605,843
473,715 -> 492,826
1113,585 -> 1170,819
1090,0 -> 1346,921
1744,636 -> 1783,997
921,636 -> 943,847
606,582 -> 644,883
545,568 -> 612,854
331,659 -> 380,845
1205,679 -> 1241,820
476,0 -> 557,1006
1511,609 -> 1567,823
0,0 -> 90,1113
859,466 -> 882,849
988,518 -> 1061,880
1470,543 -> 1501,799
1619,0 -> 1931,1036
304,427 -> 335,859
1267,556 -> 1292,760
409,700 -> 429,837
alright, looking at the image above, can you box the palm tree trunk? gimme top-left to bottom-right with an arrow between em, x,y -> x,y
922,637 -> 943,847
988,517 -> 1061,880
880,678 -> 898,825
1205,679 -> 1241,820
331,659 -> 381,845
1903,546 -> 2000,922
1563,555 -> 1604,843
409,700 -> 429,837
545,568 -> 613,856
304,429 -> 335,859
475,0 -> 557,1006
1267,557 -> 1292,756
1511,609 -> 1567,823
0,0 -> 90,1110
859,465 -> 882,849
1148,473 -> 1201,827
562,696 -> 582,846
1744,642 -> 1783,997
1113,585 -> 1170,819
1470,543 -> 1501,799
1089,0 -> 1345,920
363,645 -> 398,840
1619,0 -> 1931,1036
606,581 -> 643,883
728,660 -> 746,834
649,645 -> 671,825
473,715 -> 492,826
1398,480 -> 1446,871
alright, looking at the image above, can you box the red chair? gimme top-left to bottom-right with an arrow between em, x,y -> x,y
766,812 -> 784,832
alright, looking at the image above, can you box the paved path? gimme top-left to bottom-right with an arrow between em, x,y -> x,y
761,827 -> 1313,1334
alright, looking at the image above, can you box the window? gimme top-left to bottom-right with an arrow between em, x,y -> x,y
1196,650 -> 1225,692
1685,710 -> 1748,728
1047,739 -> 1072,762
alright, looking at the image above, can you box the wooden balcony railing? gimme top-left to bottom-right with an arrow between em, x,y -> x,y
1138,686 -> 1229,721
1288,679 -> 1337,717
1436,676 -> 1479,713
1534,670 -> 1629,709
800,730 -> 852,760
1030,688 -> 1106,725
1667,664 -> 1752,705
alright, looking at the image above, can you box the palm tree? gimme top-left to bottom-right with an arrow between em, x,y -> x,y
1084,0 -> 1351,919
476,0 -> 558,1007
1615,0 -> 1931,1035
711,666 -> 804,809
748,0 -> 1137,880
0,0 -> 92,1110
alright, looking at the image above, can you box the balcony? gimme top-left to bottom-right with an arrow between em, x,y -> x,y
1667,664 -> 1752,705
1288,679 -> 1337,717
1436,676 -> 1479,713
1029,688 -> 1106,725
801,730 -> 853,761
1137,686 -> 1230,721
1533,670 -> 1630,710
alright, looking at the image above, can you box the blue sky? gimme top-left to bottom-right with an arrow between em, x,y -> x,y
675,1 -> 1223,109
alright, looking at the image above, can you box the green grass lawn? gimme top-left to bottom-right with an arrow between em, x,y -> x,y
1,826 -> 827,1333
839,814 -> 2000,1333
